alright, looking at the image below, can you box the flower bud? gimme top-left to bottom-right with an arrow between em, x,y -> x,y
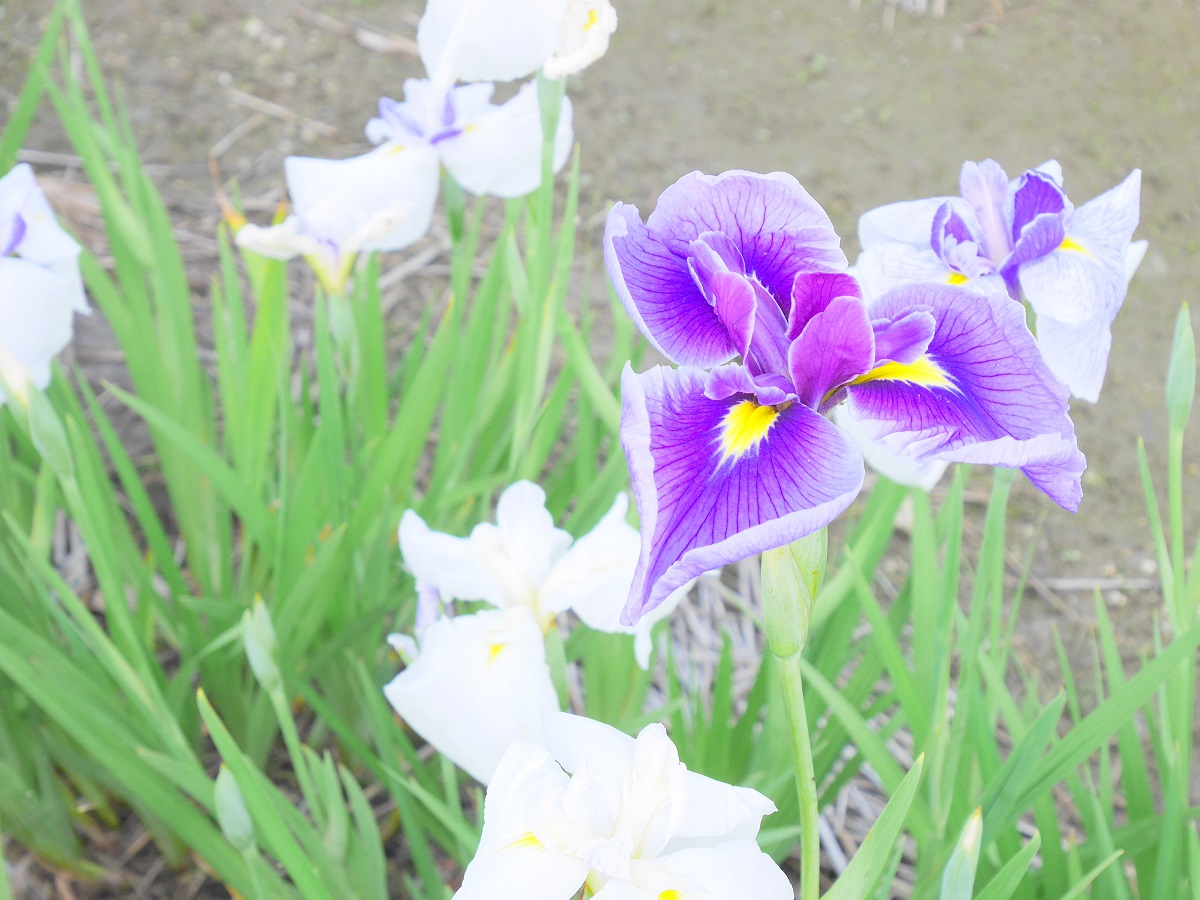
242,599 -> 281,692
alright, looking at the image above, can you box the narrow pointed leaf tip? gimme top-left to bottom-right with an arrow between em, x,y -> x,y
1166,303 -> 1195,433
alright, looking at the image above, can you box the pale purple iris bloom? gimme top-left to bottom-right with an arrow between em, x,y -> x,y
856,159 -> 1145,402
606,170 -> 1085,623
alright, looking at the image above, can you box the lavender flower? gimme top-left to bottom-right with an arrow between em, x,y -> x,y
856,160 -> 1145,401
606,170 -> 1085,622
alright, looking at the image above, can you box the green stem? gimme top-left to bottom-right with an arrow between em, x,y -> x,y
777,649 -> 822,900
761,529 -> 828,900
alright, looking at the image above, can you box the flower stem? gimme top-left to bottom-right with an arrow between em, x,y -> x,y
777,649 -> 821,899
761,529 -> 828,900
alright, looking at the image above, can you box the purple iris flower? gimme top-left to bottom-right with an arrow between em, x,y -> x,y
856,159 -> 1145,402
607,170 -> 1086,623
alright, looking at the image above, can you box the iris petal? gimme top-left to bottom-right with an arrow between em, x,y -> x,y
620,364 -> 863,622
846,284 -> 1085,511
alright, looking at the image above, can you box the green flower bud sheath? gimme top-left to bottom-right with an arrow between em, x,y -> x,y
761,528 -> 827,900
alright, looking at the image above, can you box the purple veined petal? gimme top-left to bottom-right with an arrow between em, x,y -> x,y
1019,242 -> 1124,329
710,271 -> 757,360
643,170 -> 847,310
857,196 -> 956,249
871,308 -> 935,364
689,231 -> 747,284
1002,212 -> 1068,292
787,296 -> 875,410
620,364 -> 864,622
439,83 -> 574,199
703,366 -> 795,406
959,159 -> 1012,265
1072,169 -> 1141,252
845,284 -> 1085,511
744,277 -> 792,377
1008,169 -> 1071,244
787,272 -> 862,340
605,204 -> 736,367
1019,169 -> 1141,336
929,201 -> 976,260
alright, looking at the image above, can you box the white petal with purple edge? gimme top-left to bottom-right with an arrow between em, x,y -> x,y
439,83 -> 574,199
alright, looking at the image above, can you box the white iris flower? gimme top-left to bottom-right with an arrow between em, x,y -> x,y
0,164 -> 88,408
454,712 -> 793,899
385,482 -> 687,784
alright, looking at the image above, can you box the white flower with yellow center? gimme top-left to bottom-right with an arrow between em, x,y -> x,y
453,712 -> 793,899
385,482 -> 688,784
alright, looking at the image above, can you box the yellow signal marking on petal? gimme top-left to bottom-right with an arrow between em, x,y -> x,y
946,271 -> 968,285
659,892 -> 684,900
1059,236 -> 1089,254
487,642 -> 507,664
850,355 -> 953,389
506,832 -> 542,850
584,8 -> 599,29
718,400 -> 779,462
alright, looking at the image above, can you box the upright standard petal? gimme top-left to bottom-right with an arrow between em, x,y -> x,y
605,203 -> 737,367
480,481 -> 574,609
418,0 -> 568,87
959,158 -> 1012,264
438,82 -> 574,198
621,364 -> 863,622
383,608 -> 559,784
645,170 -> 845,306
845,284 -> 1085,511
786,295 -> 875,410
